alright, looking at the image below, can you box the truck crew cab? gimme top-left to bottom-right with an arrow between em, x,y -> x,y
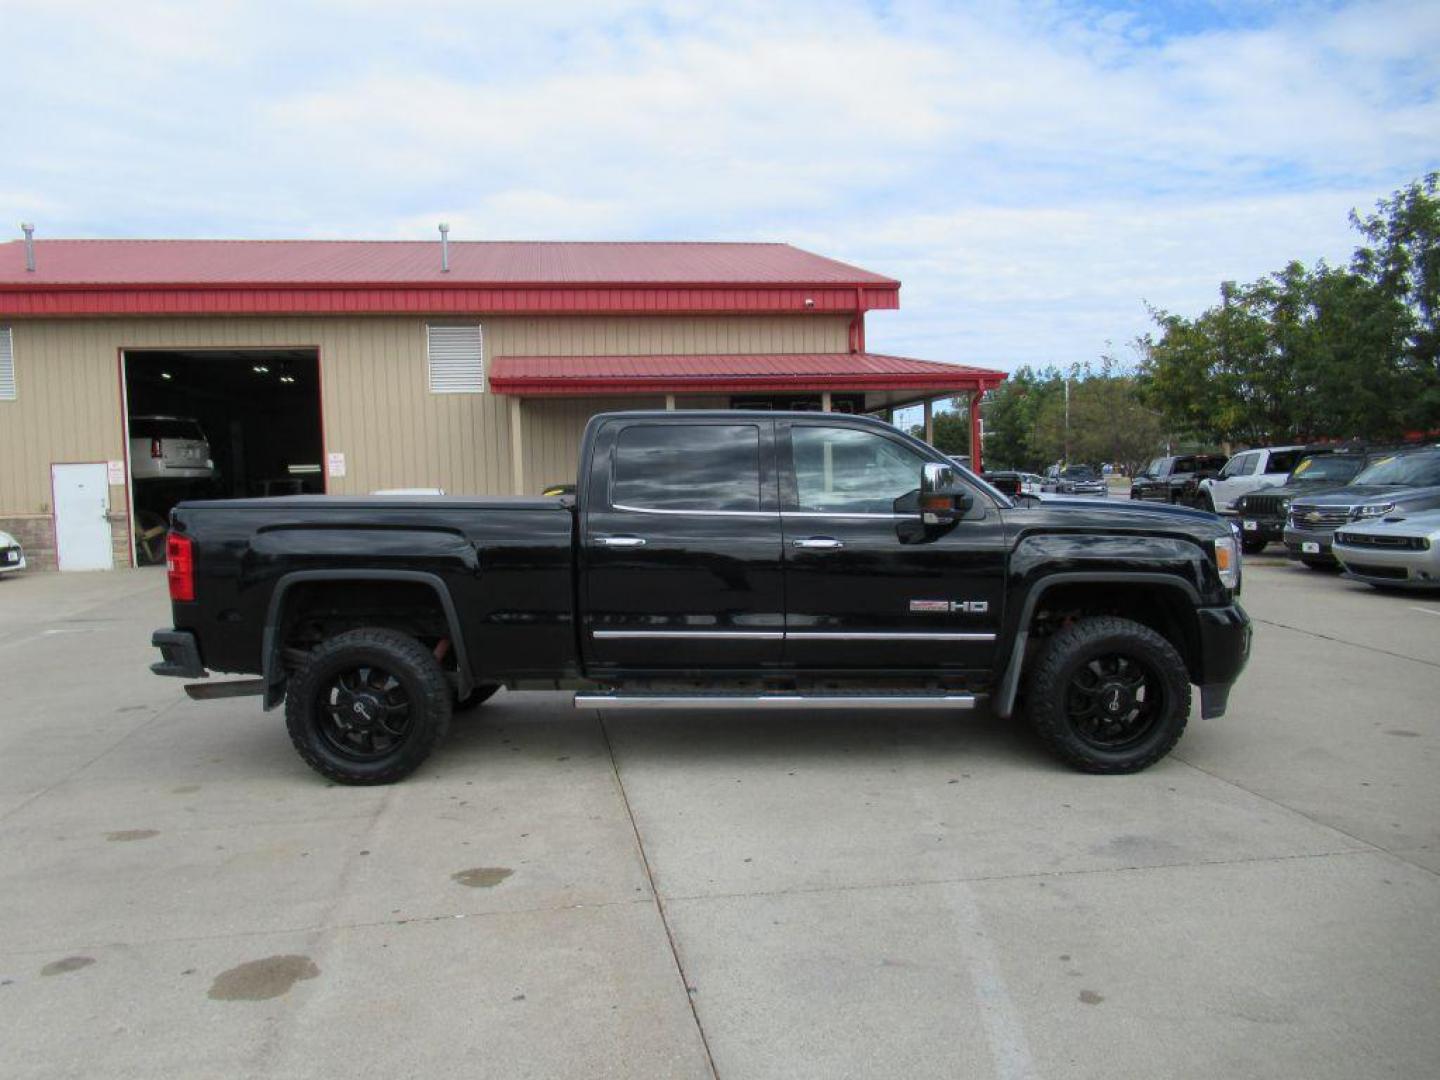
152,411 -> 1251,784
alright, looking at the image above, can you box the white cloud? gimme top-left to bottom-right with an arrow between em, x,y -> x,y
1,0 -> 1436,370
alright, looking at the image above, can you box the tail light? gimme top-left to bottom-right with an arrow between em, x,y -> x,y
150,438 -> 163,459
166,533 -> 195,602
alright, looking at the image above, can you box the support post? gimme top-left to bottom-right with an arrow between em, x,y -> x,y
923,398 -> 934,445
821,390 -> 832,412
969,390 -> 983,473
509,396 -> 525,495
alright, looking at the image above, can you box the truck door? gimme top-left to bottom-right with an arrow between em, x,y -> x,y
581,417 -> 785,672
777,420 -> 1006,673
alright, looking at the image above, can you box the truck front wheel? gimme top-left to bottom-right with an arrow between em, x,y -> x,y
285,628 -> 453,785
1023,616 -> 1191,773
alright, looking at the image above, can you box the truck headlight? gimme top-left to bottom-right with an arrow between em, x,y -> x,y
1354,502 -> 1395,519
1215,535 -> 1241,590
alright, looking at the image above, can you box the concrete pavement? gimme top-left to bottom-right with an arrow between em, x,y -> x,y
0,562 -> 1436,1078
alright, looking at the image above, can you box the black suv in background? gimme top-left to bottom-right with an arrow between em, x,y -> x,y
1233,449 -> 1370,553
1285,446 -> 1440,567
1130,454 -> 1228,505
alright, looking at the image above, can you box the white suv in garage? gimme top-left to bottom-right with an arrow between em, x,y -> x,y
129,416 -> 215,481
1199,445 -> 1305,515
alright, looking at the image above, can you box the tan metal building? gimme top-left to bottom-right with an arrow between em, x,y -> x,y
0,239 -> 1004,571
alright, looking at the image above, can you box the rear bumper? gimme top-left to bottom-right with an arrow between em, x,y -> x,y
1197,603 -> 1251,719
151,629 -> 207,678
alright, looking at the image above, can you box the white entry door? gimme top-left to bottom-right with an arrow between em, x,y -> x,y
52,463 -> 114,571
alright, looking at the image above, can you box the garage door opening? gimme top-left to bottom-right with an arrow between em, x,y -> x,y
122,348 -> 323,564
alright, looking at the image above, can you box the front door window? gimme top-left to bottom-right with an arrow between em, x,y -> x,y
791,425 -> 926,515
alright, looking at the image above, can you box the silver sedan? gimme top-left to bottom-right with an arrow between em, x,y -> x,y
1333,509 -> 1440,590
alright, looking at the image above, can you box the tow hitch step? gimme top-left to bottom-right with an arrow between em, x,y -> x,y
575,692 -> 976,711
185,679 -> 265,700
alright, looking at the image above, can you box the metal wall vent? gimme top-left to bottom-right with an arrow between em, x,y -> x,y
0,328 -> 15,400
426,324 -> 484,394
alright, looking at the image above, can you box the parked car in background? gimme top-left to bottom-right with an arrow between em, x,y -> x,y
1333,509 -> 1440,590
1130,454 -> 1228,504
1199,445 -> 1306,516
1054,465 -> 1107,497
0,530 -> 26,576
982,470 -> 1025,497
129,416 -> 215,480
1285,446 -> 1440,567
1233,450 -> 1372,553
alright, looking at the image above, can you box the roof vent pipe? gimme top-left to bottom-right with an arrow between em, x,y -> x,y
438,222 -> 450,273
20,223 -> 35,272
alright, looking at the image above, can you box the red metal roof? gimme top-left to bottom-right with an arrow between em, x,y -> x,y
488,353 -> 1007,396
0,240 -> 900,319
0,240 -> 896,287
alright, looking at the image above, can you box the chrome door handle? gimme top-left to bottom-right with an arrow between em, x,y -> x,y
792,537 -> 844,550
595,536 -> 647,548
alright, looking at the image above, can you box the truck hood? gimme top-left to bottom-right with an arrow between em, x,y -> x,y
1292,484 -> 1440,506
1028,495 -> 1224,531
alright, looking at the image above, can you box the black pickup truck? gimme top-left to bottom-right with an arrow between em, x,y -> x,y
152,411 -> 1251,783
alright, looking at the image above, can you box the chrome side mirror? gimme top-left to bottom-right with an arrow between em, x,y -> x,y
919,462 -> 969,525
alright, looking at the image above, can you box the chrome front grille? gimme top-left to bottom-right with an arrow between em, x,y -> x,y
1289,505 -> 1351,531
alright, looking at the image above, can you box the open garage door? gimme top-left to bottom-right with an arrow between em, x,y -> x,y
122,348 -> 323,564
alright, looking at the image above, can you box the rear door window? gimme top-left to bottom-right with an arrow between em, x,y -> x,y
611,424 -> 762,512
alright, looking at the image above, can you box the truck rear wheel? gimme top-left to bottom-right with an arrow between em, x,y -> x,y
285,628 -> 452,785
1023,616 -> 1191,774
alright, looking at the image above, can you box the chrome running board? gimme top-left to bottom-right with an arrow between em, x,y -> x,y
574,692 -> 976,711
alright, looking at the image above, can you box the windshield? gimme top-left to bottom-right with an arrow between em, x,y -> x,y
1352,450 -> 1440,487
1060,466 -> 1096,479
1289,455 -> 1363,483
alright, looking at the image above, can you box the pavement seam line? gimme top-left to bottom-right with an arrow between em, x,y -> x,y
597,712 -> 721,1080
1172,754 -> 1440,880
655,846 -> 1378,906
1249,615 -> 1440,669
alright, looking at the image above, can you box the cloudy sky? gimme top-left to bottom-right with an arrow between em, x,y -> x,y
3,0 -> 1437,372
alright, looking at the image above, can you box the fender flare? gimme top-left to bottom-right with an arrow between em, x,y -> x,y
261,569 -> 473,709
993,571 -> 1202,719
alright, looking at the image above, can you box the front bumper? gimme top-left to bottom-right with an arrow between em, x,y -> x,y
1283,525 -> 1338,562
1197,603 -> 1251,719
1239,516 -> 1285,542
151,629 -> 207,678
1334,542 -> 1440,588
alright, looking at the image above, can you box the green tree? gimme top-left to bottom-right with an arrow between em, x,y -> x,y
908,408 -> 972,456
1139,175 -> 1440,445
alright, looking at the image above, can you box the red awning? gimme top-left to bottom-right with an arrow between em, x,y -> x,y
488,353 -> 1006,396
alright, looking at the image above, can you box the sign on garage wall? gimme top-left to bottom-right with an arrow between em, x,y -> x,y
327,452 -> 346,478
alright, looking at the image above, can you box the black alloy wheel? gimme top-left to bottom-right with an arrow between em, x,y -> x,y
286,628 -> 452,784
1023,616 -> 1191,773
318,665 -> 414,760
1063,653 -> 1164,752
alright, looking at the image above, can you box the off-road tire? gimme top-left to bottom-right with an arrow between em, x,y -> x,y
1024,616 -> 1191,774
1301,558 -> 1337,571
1240,537 -> 1267,555
286,628 -> 452,785
453,684 -> 500,712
